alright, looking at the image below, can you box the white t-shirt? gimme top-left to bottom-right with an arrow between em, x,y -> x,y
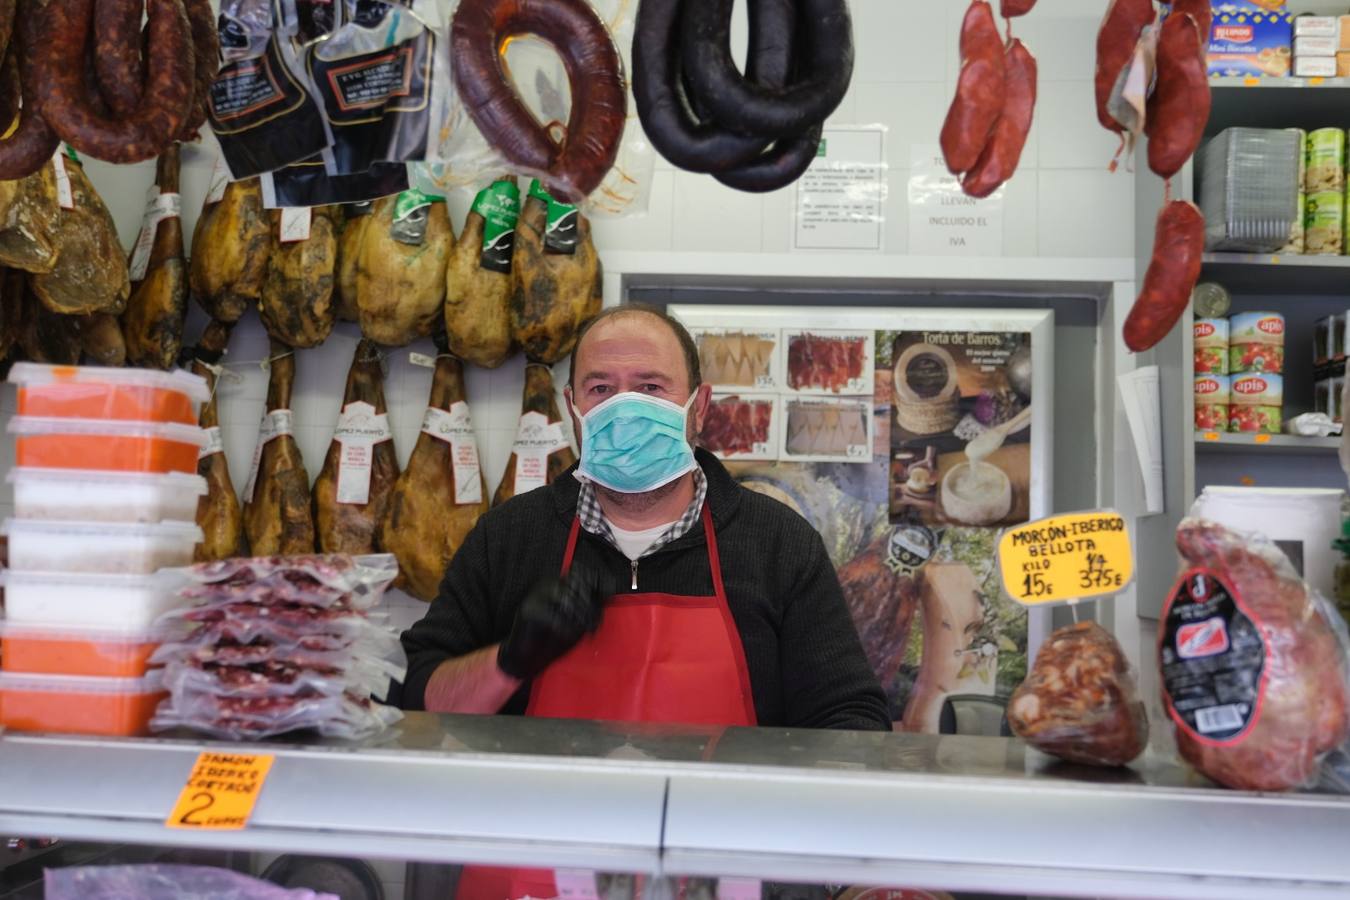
608,520 -> 674,561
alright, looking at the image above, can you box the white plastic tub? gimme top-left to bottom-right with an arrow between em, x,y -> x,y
2,519 -> 203,574
8,468 -> 208,523
0,569 -> 188,628
8,416 -> 208,473
7,361 -> 208,424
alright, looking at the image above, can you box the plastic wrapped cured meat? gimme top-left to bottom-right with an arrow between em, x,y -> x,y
699,395 -> 775,458
1162,519 -> 1350,791
46,864 -> 338,900
151,553 -> 404,740
1008,622 -> 1148,767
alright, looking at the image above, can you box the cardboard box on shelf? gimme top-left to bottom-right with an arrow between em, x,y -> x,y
1295,55 -> 1337,77
1295,36 -> 1338,57
1294,15 -> 1338,38
1209,3 -> 1294,78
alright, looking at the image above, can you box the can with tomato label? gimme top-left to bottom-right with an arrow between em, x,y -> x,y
1194,318 -> 1229,374
1195,374 -> 1230,431
1228,312 -> 1285,375
1229,372 -> 1283,433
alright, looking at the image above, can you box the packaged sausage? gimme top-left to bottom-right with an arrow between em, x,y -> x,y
1009,622 -> 1148,766
46,865 -> 341,900
1163,518 -> 1350,790
306,0 -> 452,176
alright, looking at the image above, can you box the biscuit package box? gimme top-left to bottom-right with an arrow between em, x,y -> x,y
1208,2 -> 1294,78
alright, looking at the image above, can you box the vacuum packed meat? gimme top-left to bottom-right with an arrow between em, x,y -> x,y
1163,519 -> 1350,791
787,333 -> 866,392
1009,621 -> 1148,766
700,395 -> 774,457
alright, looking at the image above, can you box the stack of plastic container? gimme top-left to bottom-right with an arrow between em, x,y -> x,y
0,363 -> 209,736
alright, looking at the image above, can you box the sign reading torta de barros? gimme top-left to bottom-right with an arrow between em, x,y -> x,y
908,144 -> 1004,256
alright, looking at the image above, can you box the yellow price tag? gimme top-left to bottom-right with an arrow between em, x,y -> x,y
998,511 -> 1133,607
1254,433 -> 1272,444
1270,255 -> 1281,264
1202,431 -> 1220,442
1311,77 -> 1326,86
166,752 -> 274,830
1243,76 -> 1260,86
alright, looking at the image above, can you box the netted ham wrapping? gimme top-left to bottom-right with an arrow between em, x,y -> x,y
1009,621 -> 1148,767
1162,519 -> 1350,791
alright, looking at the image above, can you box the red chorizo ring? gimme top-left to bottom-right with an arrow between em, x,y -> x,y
962,38 -> 1036,199
1123,200 -> 1204,353
93,0 -> 145,118
634,0 -> 790,173
0,0 -> 59,180
178,0 -> 218,141
680,0 -> 851,140
1001,0 -> 1036,17
34,0 -> 193,164
451,0 -> 627,204
0,46 -> 20,134
713,122 -> 823,193
1094,0 -> 1154,135
940,0 -> 1005,176
1145,12 -> 1210,181
0,0 -> 16,68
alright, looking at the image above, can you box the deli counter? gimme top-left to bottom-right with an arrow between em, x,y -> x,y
2,712 -> 1349,900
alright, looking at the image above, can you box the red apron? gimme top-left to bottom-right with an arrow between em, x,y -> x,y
456,505 -> 756,900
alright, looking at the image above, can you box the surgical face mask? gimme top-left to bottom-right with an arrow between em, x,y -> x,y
577,392 -> 697,494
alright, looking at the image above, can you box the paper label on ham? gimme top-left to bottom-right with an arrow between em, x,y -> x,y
422,402 -> 483,505
52,150 -> 74,210
280,206 -> 313,243
129,189 -> 184,280
334,401 -> 392,505
199,425 -> 225,460
512,411 -> 568,496
244,409 -> 296,501
206,154 -> 232,204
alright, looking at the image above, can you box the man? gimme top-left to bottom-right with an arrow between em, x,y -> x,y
400,304 -> 889,730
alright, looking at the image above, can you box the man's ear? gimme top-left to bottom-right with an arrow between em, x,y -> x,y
689,383 -> 713,439
564,385 -> 581,450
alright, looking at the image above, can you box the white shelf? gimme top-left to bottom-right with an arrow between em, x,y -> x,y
1194,431 -> 1341,453
1210,76 -> 1350,90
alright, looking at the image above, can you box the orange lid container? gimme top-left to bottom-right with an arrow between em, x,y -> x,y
0,623 -> 161,677
0,672 -> 163,737
8,417 -> 208,473
8,362 -> 209,424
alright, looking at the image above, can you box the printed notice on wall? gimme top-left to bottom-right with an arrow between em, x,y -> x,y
908,144 -> 1004,256
793,127 -> 886,252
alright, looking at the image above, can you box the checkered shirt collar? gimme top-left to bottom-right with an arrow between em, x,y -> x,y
575,467 -> 708,559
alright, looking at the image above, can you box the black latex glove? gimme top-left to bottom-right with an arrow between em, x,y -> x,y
497,568 -> 606,680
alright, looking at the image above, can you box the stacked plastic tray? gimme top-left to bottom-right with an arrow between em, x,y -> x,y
0,363 -> 209,736
1199,127 -> 1303,253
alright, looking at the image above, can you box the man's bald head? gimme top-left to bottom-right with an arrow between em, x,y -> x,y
567,304 -> 702,393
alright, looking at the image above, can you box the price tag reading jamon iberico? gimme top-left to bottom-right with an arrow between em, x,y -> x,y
422,402 -> 483,504
512,411 -> 569,496
997,511 -> 1133,607
166,752 -> 274,831
334,401 -> 392,505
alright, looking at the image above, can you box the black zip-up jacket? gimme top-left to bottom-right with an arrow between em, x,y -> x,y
400,449 -> 892,731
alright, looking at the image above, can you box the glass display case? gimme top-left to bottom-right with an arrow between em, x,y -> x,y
2,713 -> 1348,899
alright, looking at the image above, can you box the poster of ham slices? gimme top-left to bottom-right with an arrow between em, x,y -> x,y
674,305 -> 1053,732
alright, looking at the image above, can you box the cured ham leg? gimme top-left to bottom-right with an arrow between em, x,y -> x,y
492,361 -> 576,507
381,340 -> 488,600
190,320 -> 243,562
242,340 -> 314,555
